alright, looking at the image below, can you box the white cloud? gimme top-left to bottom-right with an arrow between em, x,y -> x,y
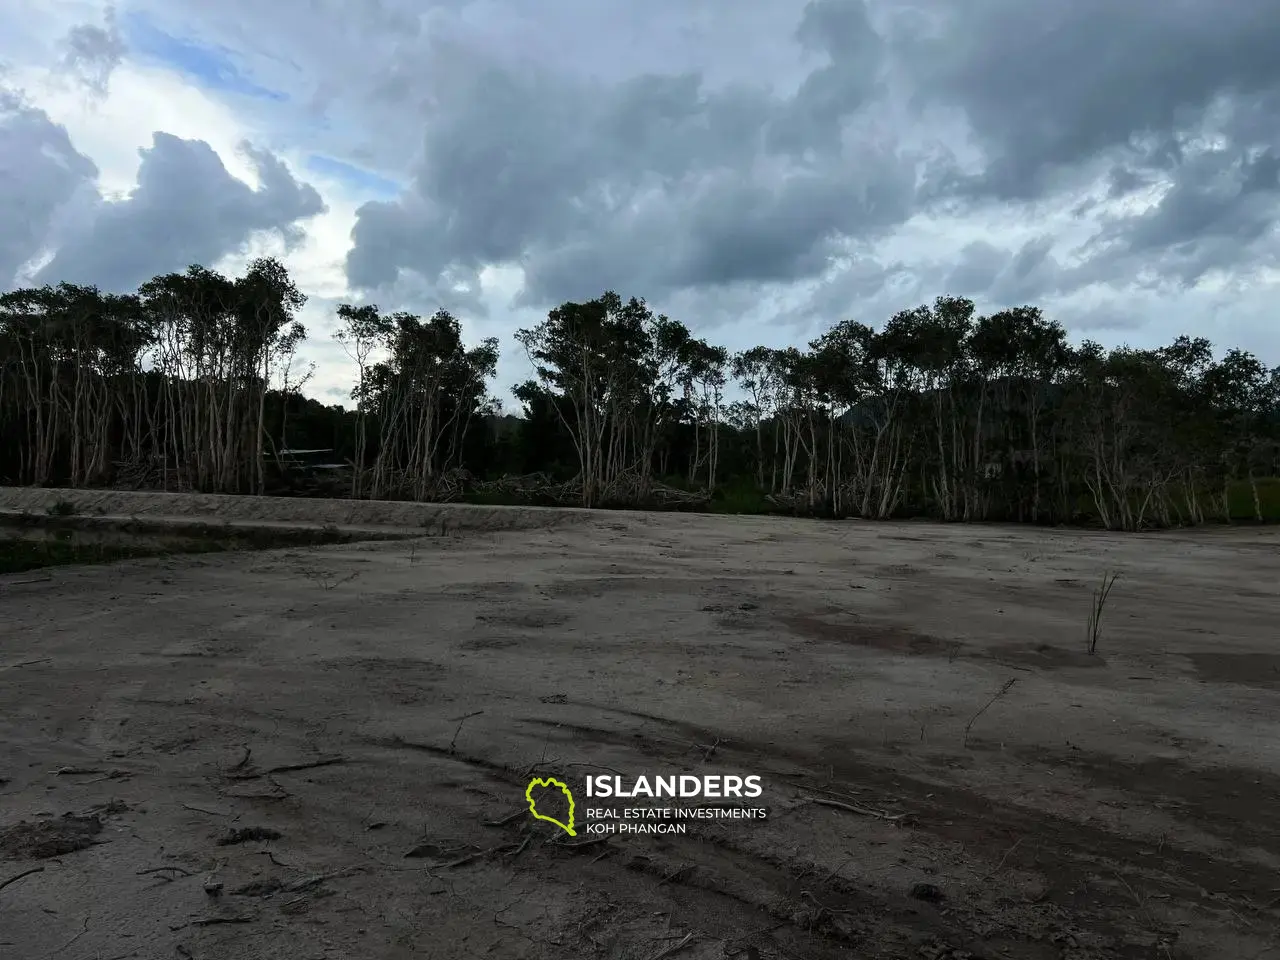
1,22 -> 377,402
9,60 -> 258,194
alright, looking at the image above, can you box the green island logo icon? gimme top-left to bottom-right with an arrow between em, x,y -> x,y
525,776 -> 576,836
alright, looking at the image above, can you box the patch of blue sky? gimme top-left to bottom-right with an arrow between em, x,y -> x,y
121,11 -> 286,101
306,155 -> 402,198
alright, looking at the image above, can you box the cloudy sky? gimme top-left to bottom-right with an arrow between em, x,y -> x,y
4,0 -> 1280,407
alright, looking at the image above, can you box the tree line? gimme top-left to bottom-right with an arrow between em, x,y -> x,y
2,261 -> 1277,530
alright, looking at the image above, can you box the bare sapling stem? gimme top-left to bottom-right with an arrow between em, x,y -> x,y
1087,570 -> 1120,655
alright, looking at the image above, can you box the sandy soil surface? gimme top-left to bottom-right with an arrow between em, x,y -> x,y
2,491 -> 1278,960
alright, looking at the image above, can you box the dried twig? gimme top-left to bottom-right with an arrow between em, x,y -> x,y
284,867 -> 362,892
137,866 -> 193,881
449,711 -> 484,754
805,782 -> 866,799
724,921 -> 789,952
811,797 -> 904,822
218,826 -> 282,846
5,575 -> 54,588
484,810 -> 525,827
226,755 -> 347,781
800,890 -> 857,917
984,838 -> 1024,879
264,756 -> 347,775
191,914 -> 257,926
522,756 -> 563,778
964,678 -> 1018,748
41,914 -> 89,957
0,866 -> 45,894
181,803 -> 231,817
825,858 -> 853,883
3,655 -> 52,667
565,761 -> 623,775
549,837 -> 609,851
301,568 -> 359,590
444,843 -> 519,868
643,932 -> 695,960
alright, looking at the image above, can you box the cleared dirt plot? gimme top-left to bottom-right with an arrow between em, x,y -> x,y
1,489 -> 1278,960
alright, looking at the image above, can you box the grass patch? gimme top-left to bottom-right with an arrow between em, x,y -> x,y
0,538 -> 162,574
0,516 -> 391,575
1087,570 -> 1121,655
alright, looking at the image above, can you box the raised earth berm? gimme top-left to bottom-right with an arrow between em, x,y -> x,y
0,486 -> 595,535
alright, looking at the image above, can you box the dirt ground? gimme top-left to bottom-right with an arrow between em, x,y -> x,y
1,490 -> 1278,960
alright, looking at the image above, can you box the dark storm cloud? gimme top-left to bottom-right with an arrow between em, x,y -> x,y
127,0 -> 1280,325
1105,165 -> 1151,201
941,236 -> 1063,304
885,0 -> 1280,308
944,242 -> 1005,298
1073,145 -> 1280,290
335,0 -> 1280,316
345,0 -> 913,306
0,92 -> 99,287
38,133 -> 326,292
1122,149 -> 1280,257
768,0 -> 884,155
798,252 -> 919,327
11,0 -> 1280,365
904,0 -> 1280,200
510,152 -> 915,307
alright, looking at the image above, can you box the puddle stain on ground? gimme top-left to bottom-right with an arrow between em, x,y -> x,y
987,642 -> 1104,670
1018,745 -> 1280,856
1185,651 -> 1280,689
781,614 -> 949,656
784,615 -> 1105,671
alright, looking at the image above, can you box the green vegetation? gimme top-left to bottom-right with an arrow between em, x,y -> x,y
1228,476 -> 1280,521
0,516 -> 368,574
2,263 -> 1277,530
0,537 -> 159,574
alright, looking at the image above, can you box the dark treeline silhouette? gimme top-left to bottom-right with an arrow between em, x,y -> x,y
2,261 -> 1278,529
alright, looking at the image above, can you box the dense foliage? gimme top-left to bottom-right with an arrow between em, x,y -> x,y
3,262 -> 1277,529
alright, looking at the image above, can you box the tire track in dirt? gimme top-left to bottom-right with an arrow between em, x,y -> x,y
486,741 -> 1134,956
521,705 -> 1277,950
